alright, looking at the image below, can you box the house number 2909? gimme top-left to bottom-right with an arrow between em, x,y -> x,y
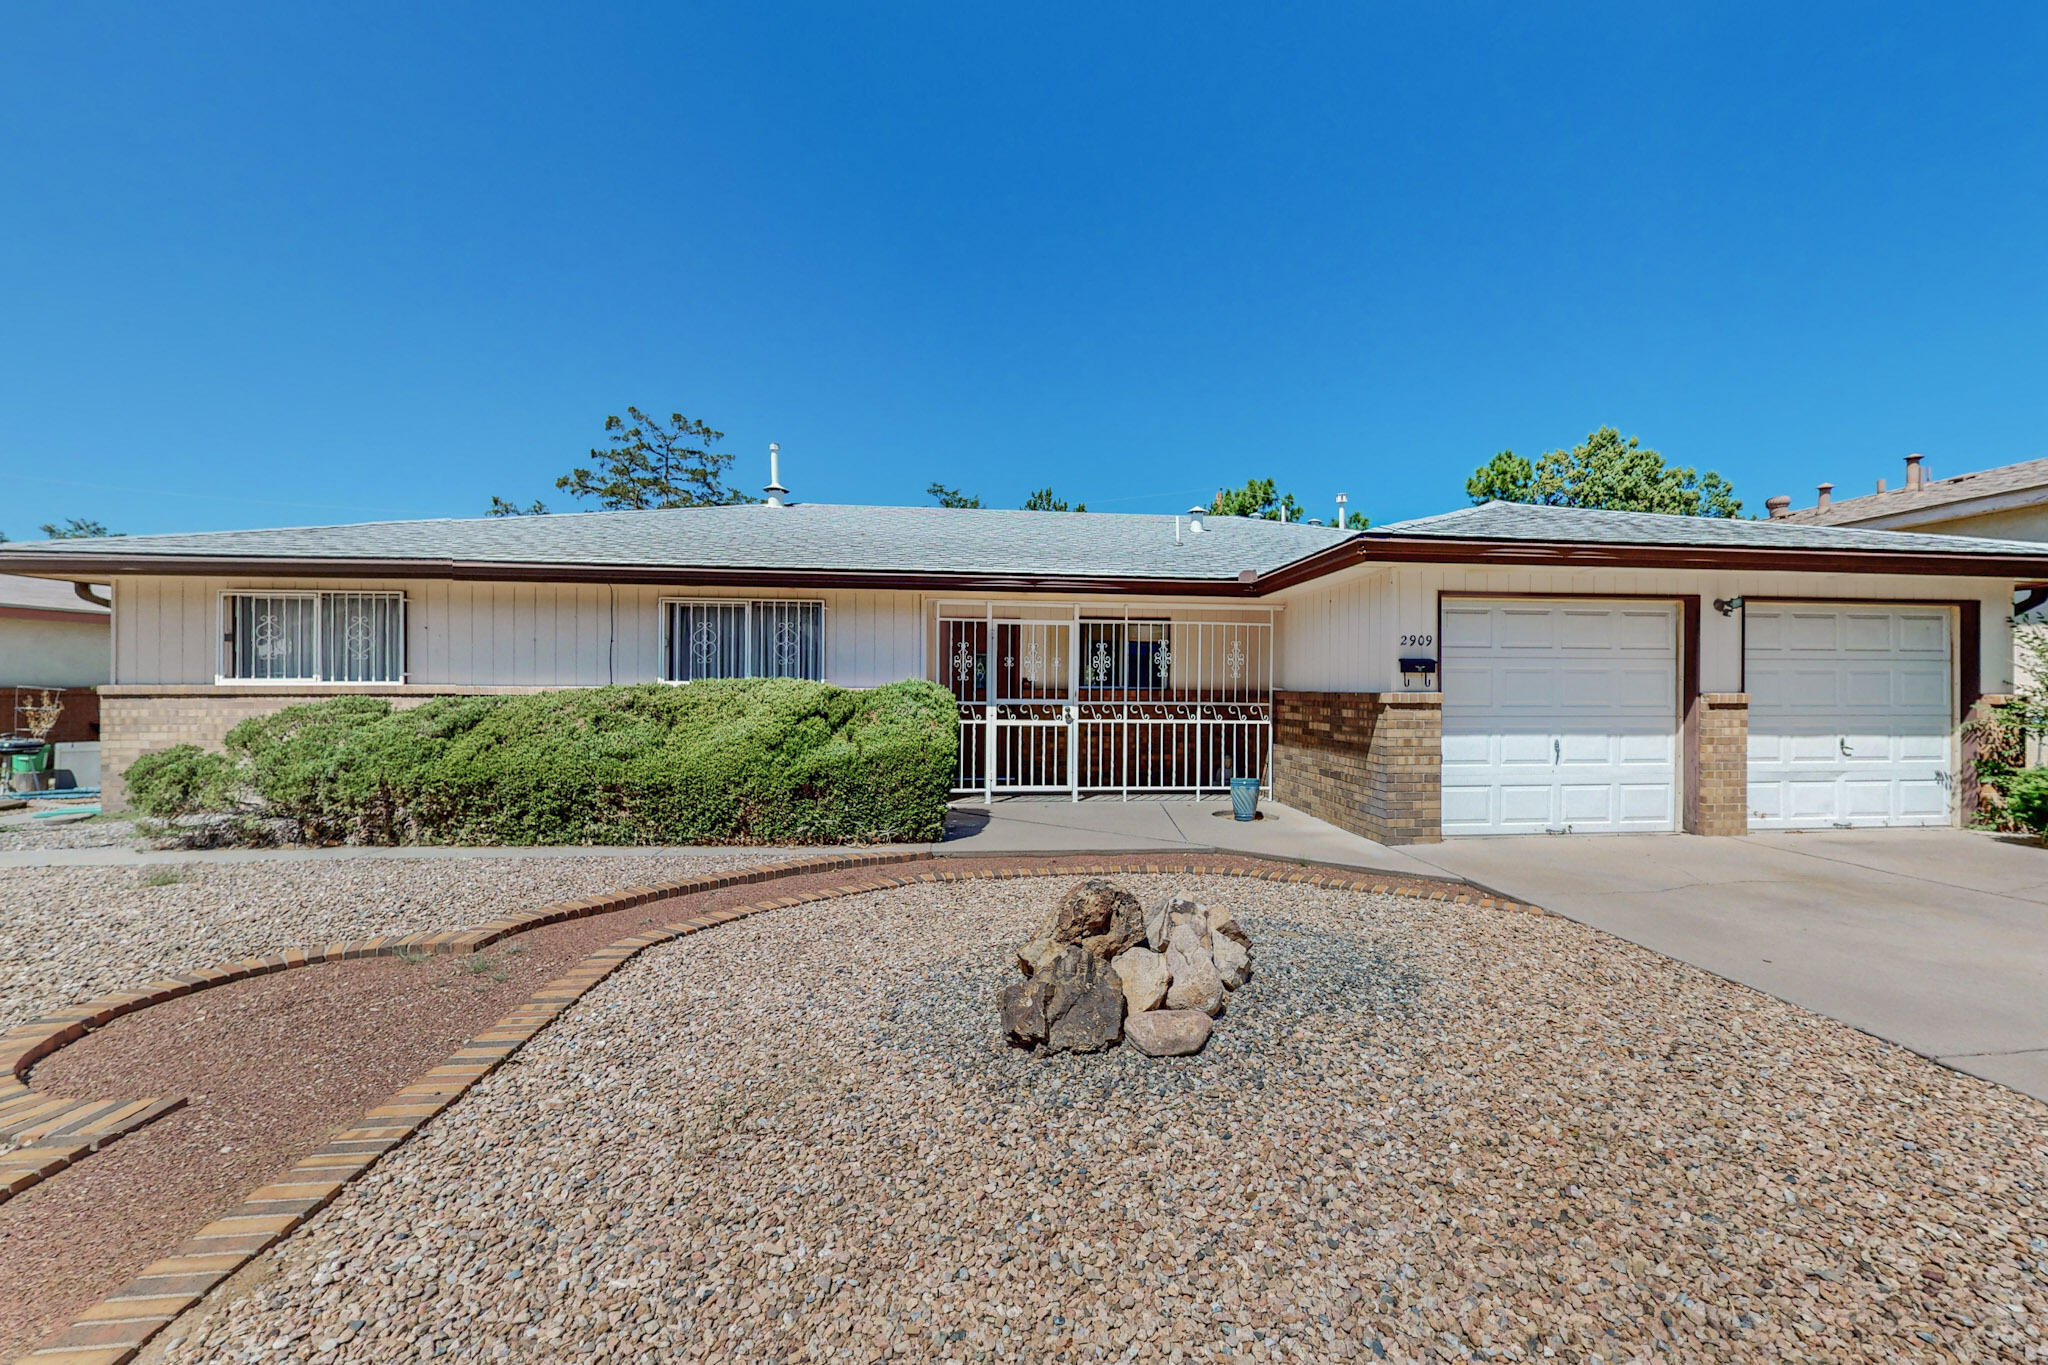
1399,633 -> 1433,647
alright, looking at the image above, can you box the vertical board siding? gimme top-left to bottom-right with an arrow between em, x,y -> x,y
1273,564 -> 2014,697
111,579 -> 930,689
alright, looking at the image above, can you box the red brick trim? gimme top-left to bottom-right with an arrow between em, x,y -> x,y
0,851 -> 930,1209
15,856 -> 1532,1365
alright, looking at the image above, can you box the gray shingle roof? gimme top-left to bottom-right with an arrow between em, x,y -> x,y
1371,501 -> 2048,557
0,504 -> 1355,582
1779,456 -> 2048,525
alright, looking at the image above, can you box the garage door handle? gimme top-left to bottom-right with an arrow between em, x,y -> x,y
1553,737 -> 1561,764
1840,738 -> 1853,757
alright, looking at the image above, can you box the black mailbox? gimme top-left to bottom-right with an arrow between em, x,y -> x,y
1399,656 -> 1438,690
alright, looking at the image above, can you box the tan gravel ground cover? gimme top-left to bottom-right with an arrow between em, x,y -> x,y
0,853 -> 806,1033
153,875 -> 2048,1364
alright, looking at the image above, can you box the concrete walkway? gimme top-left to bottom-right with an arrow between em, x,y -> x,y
1,798 -> 1444,879
1412,829 -> 2048,1103
934,796 -> 1449,878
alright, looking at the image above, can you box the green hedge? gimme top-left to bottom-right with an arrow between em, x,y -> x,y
125,680 -> 957,846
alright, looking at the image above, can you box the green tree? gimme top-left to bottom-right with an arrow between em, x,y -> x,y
1210,477 -> 1302,523
1208,478 -> 1368,528
1465,427 -> 1741,517
927,482 -> 983,508
487,496 -> 549,517
1022,488 -> 1085,512
550,407 -> 758,511
40,518 -> 116,538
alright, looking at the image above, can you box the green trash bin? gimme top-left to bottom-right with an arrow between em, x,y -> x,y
4,739 -> 52,790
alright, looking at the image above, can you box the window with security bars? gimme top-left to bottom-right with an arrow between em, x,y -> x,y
221,592 -> 406,682
1080,619 -> 1171,691
662,600 -> 824,682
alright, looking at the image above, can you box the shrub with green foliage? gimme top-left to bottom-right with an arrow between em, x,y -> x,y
124,680 -> 957,846
2003,768 -> 2048,838
125,744 -> 240,817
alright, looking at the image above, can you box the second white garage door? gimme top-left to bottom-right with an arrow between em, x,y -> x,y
1441,600 -> 1679,835
1745,605 -> 1953,829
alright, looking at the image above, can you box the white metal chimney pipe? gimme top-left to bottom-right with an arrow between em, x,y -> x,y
1335,492 -> 1348,528
1186,505 -> 1206,533
763,442 -> 789,507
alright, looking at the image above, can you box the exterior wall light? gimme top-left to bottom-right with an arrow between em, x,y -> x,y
1713,596 -> 1746,617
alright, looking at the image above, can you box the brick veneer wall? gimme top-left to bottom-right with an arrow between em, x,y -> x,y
1691,692 -> 1749,836
1271,690 -> 1442,845
98,685 -> 554,810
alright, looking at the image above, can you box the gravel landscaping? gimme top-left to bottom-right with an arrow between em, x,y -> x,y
156,875 -> 2048,1364
0,812 -> 142,852
0,852 -> 807,1033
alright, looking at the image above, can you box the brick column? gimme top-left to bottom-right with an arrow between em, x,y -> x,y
1688,692 -> 1749,836
1271,691 -> 1442,845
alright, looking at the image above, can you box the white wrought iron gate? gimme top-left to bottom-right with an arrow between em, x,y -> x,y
938,606 -> 1273,799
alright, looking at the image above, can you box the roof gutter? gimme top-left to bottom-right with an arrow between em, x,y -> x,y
9,535 -> 2048,601
0,554 -> 1271,598
1250,533 -> 2048,593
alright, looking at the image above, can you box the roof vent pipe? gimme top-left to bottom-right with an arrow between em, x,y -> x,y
763,443 -> 788,507
1335,492 -> 1349,528
1905,453 -> 1926,489
1816,482 -> 1833,508
1765,495 -> 1792,519
1186,505 -> 1206,534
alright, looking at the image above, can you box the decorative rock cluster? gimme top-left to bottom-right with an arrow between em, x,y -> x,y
999,879 -> 1253,1057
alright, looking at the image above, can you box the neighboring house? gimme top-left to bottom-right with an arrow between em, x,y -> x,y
0,573 -> 109,784
1775,452 -> 2048,713
3,498 -> 2046,842
1773,452 -> 2048,540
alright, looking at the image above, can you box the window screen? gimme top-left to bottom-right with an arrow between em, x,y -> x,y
223,592 -> 405,682
663,600 -> 825,682
225,595 -> 320,681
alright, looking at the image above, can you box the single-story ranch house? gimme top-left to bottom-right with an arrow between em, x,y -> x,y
5,499 -> 2047,842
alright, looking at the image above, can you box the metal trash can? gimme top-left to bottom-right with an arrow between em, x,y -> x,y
1229,776 -> 1262,821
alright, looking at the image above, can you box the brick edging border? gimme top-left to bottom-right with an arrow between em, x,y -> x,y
18,856 -> 1537,1365
0,851 -> 931,1207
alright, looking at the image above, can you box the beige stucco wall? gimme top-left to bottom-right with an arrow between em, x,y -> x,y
0,614 -> 110,688
1271,562 -> 2015,695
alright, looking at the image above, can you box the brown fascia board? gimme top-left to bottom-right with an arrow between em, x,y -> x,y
0,554 -> 1270,597
1250,534 -> 2048,592
8,537 -> 2048,598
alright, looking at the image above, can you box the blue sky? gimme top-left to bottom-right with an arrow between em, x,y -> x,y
3,3 -> 2044,538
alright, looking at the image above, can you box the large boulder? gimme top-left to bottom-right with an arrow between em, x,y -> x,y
1212,934 -> 1251,990
1163,921 -> 1224,1016
1038,879 -> 1141,948
1124,1008 -> 1213,1057
999,978 -> 1049,1047
1016,936 -> 1063,977
1042,945 -> 1125,1053
1146,893 -> 1204,952
1204,904 -> 1251,948
1110,945 -> 1170,1014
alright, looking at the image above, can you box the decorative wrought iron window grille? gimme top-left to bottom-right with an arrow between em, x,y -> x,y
219,592 -> 406,683
660,600 -> 826,682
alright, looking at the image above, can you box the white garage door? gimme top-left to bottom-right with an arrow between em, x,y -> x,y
1441,600 -> 1679,835
1746,605 -> 1952,829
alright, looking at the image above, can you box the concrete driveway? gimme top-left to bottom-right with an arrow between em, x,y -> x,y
1412,828 -> 2048,1103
